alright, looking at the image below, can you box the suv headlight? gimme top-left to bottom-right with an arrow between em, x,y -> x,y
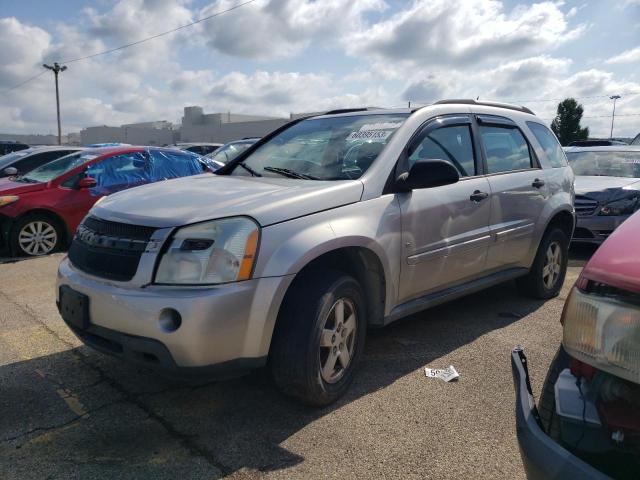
599,195 -> 639,216
562,285 -> 640,384
155,217 -> 259,285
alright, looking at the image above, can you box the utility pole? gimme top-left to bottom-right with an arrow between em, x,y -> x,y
610,95 -> 621,139
43,62 -> 67,145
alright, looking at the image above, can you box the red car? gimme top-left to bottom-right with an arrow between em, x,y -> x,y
0,146 -> 210,257
513,210 -> 640,479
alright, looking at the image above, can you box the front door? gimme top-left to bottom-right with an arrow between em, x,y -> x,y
398,115 -> 492,303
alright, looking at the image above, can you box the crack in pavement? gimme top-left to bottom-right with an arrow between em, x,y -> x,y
1,398 -> 126,444
0,291 -> 231,476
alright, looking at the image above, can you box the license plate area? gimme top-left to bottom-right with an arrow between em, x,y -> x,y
59,285 -> 90,330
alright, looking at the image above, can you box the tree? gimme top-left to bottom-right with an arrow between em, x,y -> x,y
550,98 -> 589,146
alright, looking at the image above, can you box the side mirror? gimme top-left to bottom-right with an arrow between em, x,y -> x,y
77,177 -> 97,189
397,158 -> 460,191
3,167 -> 18,176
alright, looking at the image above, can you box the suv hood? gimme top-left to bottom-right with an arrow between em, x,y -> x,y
92,174 -> 364,228
0,177 -> 47,195
575,176 -> 640,200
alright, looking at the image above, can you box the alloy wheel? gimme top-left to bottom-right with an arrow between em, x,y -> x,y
319,297 -> 357,384
18,221 -> 57,256
542,241 -> 562,290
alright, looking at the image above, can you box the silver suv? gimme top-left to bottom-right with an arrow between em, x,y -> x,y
56,100 -> 575,406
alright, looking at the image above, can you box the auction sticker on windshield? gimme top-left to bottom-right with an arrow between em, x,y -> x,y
346,121 -> 404,142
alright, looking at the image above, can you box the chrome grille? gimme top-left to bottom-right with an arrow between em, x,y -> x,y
574,195 -> 598,216
68,217 -> 156,281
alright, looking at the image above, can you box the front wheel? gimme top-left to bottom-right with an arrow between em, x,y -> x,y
270,270 -> 366,407
517,227 -> 569,299
10,215 -> 64,257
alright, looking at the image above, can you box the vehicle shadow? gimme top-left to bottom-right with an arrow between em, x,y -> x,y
568,242 -> 599,268
1,279 -> 553,478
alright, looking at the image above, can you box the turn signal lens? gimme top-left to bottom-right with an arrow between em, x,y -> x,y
0,195 -> 19,208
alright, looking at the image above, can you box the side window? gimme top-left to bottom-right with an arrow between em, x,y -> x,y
527,122 -> 567,168
147,150 -> 205,181
86,153 -> 148,194
15,150 -> 71,173
409,125 -> 476,177
479,125 -> 533,174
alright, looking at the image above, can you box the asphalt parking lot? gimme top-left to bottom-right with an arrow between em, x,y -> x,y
0,246 -> 596,479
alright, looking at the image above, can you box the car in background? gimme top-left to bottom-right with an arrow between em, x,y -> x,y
173,142 -> 223,156
0,146 -> 84,178
0,141 -> 29,156
86,143 -> 131,148
569,140 -> 628,147
566,145 -> 640,243
512,209 -> 640,479
202,138 -> 260,168
0,146 -> 212,257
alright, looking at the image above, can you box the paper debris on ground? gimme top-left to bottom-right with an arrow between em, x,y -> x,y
424,365 -> 459,382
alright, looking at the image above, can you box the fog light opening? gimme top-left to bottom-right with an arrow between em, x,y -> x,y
158,308 -> 182,333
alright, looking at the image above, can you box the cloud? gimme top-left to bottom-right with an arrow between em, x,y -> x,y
198,0 -> 386,59
0,17 -> 50,88
605,45 -> 640,64
205,70 -> 387,116
345,0 -> 585,68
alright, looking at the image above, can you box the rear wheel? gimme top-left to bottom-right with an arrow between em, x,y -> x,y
517,228 -> 569,299
270,269 -> 366,407
11,215 -> 64,257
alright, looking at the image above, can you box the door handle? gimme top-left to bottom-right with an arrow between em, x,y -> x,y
532,178 -> 545,189
469,190 -> 489,202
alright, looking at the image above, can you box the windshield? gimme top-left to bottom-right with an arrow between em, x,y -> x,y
20,152 -> 98,183
205,141 -> 256,164
230,114 -> 408,180
567,151 -> 640,178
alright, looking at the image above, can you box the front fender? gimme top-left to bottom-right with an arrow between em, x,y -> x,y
253,196 -> 402,316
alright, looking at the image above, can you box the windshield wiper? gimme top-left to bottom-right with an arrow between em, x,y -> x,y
237,161 -> 262,177
13,176 -> 39,183
263,166 -> 318,180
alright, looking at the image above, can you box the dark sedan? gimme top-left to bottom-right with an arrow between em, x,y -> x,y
566,146 -> 640,243
0,146 -> 83,178
513,210 -> 640,479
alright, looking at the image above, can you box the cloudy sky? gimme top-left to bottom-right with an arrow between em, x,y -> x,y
1,0 -> 639,137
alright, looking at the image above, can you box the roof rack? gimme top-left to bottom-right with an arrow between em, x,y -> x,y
433,99 -> 535,115
323,108 -> 370,115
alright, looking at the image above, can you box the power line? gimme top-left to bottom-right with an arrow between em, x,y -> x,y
60,0 -> 257,64
0,0 -> 257,94
0,70 -> 47,94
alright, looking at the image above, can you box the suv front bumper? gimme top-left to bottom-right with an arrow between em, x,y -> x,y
572,214 -> 629,244
57,256 -> 294,378
511,347 -> 610,480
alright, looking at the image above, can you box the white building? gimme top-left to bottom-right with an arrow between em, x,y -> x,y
179,106 -> 288,143
80,121 -> 176,146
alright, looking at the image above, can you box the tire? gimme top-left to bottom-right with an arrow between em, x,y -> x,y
517,227 -> 569,299
10,214 -> 64,257
270,269 -> 367,407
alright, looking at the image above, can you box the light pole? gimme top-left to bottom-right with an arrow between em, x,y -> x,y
610,95 -> 621,139
43,62 -> 67,145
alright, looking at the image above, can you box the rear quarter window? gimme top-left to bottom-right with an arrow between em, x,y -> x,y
527,122 -> 567,168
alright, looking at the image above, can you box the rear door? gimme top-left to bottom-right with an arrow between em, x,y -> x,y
398,115 -> 492,303
477,115 -> 549,270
